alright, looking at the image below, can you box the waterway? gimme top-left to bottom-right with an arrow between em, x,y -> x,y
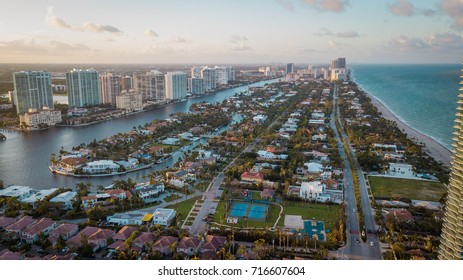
0,79 -> 277,189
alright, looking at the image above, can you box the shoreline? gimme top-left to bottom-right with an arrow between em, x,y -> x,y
362,89 -> 452,167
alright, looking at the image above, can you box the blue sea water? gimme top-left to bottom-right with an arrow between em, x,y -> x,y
350,64 -> 461,150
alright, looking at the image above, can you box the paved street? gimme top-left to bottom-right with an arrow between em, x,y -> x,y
331,84 -> 382,260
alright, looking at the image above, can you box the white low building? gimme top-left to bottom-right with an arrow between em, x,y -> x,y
107,211 -> 147,226
137,183 -> 165,201
152,208 -> 176,226
83,160 -> 120,174
388,163 -> 415,178
49,191 -> 77,210
299,181 -> 326,201
19,107 -> 62,130
0,186 -> 33,200
21,188 -> 59,207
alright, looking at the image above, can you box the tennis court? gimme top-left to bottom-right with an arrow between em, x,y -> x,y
248,204 -> 268,220
228,202 -> 269,221
229,203 -> 249,217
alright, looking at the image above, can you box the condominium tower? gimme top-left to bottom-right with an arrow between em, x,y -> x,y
66,69 -> 101,108
13,71 -> 54,114
133,70 -> 165,101
100,73 -> 121,105
165,72 -> 187,100
439,67 -> 463,260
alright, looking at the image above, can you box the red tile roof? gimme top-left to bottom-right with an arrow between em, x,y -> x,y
0,249 -> 21,260
6,216 -> 36,232
113,226 -> 138,241
241,172 -> 264,182
177,237 -> 200,250
153,236 -> 178,249
0,216 -> 16,229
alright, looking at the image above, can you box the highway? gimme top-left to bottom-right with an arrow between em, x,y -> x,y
331,84 -> 382,260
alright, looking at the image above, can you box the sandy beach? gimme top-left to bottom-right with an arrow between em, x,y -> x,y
367,94 -> 452,168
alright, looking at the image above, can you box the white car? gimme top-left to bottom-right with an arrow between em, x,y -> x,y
370,241 -> 374,247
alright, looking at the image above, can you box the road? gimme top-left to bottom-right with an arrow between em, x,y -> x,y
331,84 -> 382,260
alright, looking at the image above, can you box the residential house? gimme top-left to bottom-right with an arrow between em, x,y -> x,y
299,181 -> 326,201
5,216 -> 37,236
182,161 -> 202,172
306,150 -> 329,162
304,162 -> 323,174
21,218 -> 57,244
311,134 -> 327,141
0,216 -> 16,230
137,183 -> 165,202
260,189 -> 275,200
132,232 -> 156,252
106,211 -> 147,226
152,236 -> 178,255
388,163 -> 415,178
67,226 -> 115,252
112,225 -> 138,242
0,249 -> 21,260
200,235 -> 227,254
240,172 -> 264,183
177,236 -> 201,257
48,223 -> 79,245
82,160 -> 120,174
106,188 -> 131,200
167,170 -> 195,187
0,185 -> 33,200
386,209 -> 415,223
20,188 -> 59,208
152,208 -> 176,226
60,157 -> 86,172
49,191 -> 77,210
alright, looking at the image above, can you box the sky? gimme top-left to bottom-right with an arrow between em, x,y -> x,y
0,0 -> 462,64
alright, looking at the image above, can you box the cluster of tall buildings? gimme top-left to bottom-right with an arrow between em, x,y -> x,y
330,57 -> 348,81
189,66 -> 235,94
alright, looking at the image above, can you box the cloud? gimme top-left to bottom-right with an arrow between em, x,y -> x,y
389,32 -> 463,52
328,40 -> 342,47
45,7 -> 71,29
275,0 -> 295,12
0,39 -> 93,56
440,0 -> 463,29
169,36 -> 187,43
45,6 -> 122,34
314,27 -> 334,37
145,28 -> 159,37
302,0 -> 349,12
229,34 -> 248,43
0,39 -> 48,53
78,23 -> 122,34
230,43 -> 254,51
314,27 -> 359,38
387,0 -> 415,16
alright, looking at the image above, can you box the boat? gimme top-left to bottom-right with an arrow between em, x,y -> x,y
156,159 -> 163,164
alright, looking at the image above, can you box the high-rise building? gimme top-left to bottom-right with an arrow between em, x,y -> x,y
165,72 -> 187,100
331,58 -> 346,69
215,66 -> 229,85
121,76 -> 133,91
191,66 -> 203,79
13,71 -> 54,114
286,63 -> 294,74
228,66 -> 236,82
116,90 -> 143,111
66,69 -> 101,108
201,67 -> 217,92
100,73 -> 121,105
133,70 -> 165,101
439,67 -> 463,260
188,78 -> 205,95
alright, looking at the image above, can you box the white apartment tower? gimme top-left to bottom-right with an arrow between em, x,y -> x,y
201,67 -> 217,92
66,69 -> 101,108
13,71 -> 54,114
165,72 -> 187,100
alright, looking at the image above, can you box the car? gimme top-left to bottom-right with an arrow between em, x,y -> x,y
370,241 -> 374,247
355,239 -> 360,244
353,209 -> 356,213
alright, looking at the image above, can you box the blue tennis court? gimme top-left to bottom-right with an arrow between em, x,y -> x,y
248,205 -> 267,220
229,203 -> 249,217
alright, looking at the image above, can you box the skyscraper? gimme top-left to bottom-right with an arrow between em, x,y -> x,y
188,78 -> 205,95
66,69 -> 101,108
286,63 -> 294,74
100,73 -> 121,105
439,67 -> 463,260
13,71 -> 54,114
133,70 -> 165,101
331,58 -> 346,69
201,67 -> 217,92
165,72 -> 187,100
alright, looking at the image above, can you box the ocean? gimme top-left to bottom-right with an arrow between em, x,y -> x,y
350,64 -> 461,151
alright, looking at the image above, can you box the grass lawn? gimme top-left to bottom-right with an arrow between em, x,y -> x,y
278,201 -> 341,231
163,193 -> 182,203
165,195 -> 201,220
368,176 -> 446,201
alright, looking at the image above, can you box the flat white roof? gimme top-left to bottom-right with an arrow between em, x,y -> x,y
0,186 -> 32,197
21,188 -> 59,203
50,191 -> 77,202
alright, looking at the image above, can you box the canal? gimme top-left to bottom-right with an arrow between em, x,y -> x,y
0,79 -> 277,189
